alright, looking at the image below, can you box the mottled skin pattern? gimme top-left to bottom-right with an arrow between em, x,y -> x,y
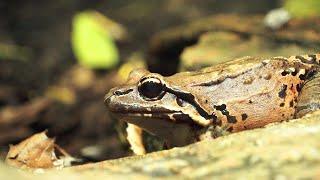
105,54 -> 320,154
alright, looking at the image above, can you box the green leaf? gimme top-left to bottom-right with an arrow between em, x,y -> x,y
284,0 -> 320,18
71,11 -> 119,69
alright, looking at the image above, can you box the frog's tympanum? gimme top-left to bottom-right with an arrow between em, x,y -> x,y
105,54 -> 320,155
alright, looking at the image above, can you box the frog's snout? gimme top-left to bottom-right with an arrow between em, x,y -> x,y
104,87 -> 119,103
104,87 -> 135,108
104,90 -> 113,107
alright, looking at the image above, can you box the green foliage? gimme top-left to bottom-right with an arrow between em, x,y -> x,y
71,11 -> 119,69
284,0 -> 320,18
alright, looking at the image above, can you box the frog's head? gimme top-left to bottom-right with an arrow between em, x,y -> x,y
104,69 -> 214,146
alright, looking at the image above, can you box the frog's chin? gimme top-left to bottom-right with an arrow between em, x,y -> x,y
115,113 -> 201,147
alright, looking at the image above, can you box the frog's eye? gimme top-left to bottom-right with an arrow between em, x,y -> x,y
138,77 -> 165,100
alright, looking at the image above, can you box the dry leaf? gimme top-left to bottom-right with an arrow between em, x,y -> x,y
5,131 -> 77,169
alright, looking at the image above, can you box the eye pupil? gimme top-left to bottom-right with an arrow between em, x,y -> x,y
138,78 -> 164,100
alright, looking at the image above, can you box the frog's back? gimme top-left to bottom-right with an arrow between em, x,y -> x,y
168,54 -> 320,85
167,56 -> 263,86
167,54 -> 320,132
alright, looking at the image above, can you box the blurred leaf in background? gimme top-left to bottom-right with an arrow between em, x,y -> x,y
284,0 -> 320,18
0,43 -> 32,62
71,11 -> 120,69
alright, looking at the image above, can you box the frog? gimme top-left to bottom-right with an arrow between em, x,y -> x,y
104,54 -> 320,155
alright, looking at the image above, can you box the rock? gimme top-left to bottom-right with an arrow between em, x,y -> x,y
180,31 -> 315,71
148,14 -> 320,73
2,110 -> 320,179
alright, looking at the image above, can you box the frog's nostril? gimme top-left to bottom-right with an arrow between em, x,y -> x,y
113,89 -> 133,96
114,90 -> 123,96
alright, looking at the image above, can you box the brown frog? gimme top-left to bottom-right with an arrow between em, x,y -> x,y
105,54 -> 320,155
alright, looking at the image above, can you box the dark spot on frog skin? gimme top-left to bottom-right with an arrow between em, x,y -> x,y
227,126 -> 233,132
176,98 -> 185,107
299,73 -> 306,80
308,54 -> 318,64
289,100 -> 294,107
241,113 -> 248,121
281,71 -> 290,76
205,100 -> 208,103
114,89 -> 133,96
249,100 -> 253,104
214,104 -> 237,123
307,70 -> 318,80
281,68 -> 297,76
291,69 -> 298,76
280,102 -> 285,107
278,85 -> 287,99
299,70 -> 317,81
227,116 -> 237,124
309,54 -> 317,60
296,83 -> 302,92
290,84 -> 294,90
215,104 -> 226,111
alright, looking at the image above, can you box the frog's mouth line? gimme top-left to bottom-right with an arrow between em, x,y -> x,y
109,110 -> 195,124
